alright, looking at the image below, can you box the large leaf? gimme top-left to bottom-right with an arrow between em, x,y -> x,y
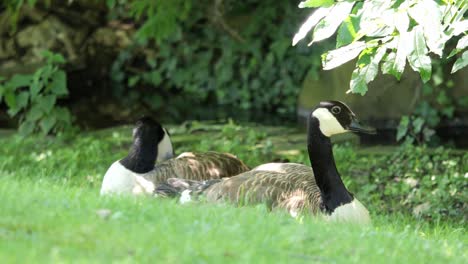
381,51 -> 397,75
5,74 -> 32,90
407,26 -> 432,83
7,91 -> 29,116
26,104 -> 44,121
49,70 -> 68,96
37,95 -> 56,114
451,19 -> 468,36
19,121 -> 35,136
451,50 -> 468,73
448,35 -> 468,58
456,35 -> 468,50
39,115 -> 57,135
298,0 -> 334,8
311,1 -> 355,44
349,46 -> 387,95
408,0 -> 445,56
392,31 -> 413,80
292,7 -> 331,46
322,41 -> 366,70
336,15 -> 360,48
394,11 -> 409,34
30,68 -> 44,99
357,0 -> 395,37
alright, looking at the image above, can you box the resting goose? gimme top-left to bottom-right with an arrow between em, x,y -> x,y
157,101 -> 376,224
100,117 -> 249,196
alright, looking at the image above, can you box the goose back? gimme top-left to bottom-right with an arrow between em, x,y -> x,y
144,151 -> 249,185
203,163 -> 322,214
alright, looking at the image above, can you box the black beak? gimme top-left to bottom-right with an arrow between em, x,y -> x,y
348,118 -> 377,135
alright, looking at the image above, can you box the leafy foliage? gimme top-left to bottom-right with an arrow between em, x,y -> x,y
2,0 -> 40,32
345,145 -> 467,223
395,58 -> 467,145
0,51 -> 72,135
106,0 -> 191,43
294,0 -> 468,95
109,1 -> 319,120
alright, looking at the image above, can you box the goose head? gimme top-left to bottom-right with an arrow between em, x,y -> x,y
132,117 -> 174,163
311,101 -> 376,137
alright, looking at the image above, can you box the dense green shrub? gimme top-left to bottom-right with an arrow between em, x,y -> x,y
342,145 -> 467,224
0,51 -> 72,135
110,1 -> 321,120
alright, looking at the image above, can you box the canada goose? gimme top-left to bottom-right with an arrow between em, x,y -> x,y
100,117 -> 250,196
157,101 -> 376,224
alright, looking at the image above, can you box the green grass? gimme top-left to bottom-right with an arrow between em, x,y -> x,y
0,123 -> 466,263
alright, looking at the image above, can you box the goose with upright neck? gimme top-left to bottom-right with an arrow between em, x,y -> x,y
156,101 -> 375,224
100,117 -> 249,196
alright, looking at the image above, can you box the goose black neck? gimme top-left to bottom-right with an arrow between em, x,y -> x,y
307,117 -> 353,213
119,137 -> 158,173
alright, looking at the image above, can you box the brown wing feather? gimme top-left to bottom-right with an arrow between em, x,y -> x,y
204,163 -> 322,214
143,151 -> 249,184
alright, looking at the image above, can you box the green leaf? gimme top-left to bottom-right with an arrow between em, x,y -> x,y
451,19 -> 468,36
349,69 -> 367,95
4,91 -> 16,110
413,117 -> 424,134
381,51 -> 396,75
5,74 -> 32,90
391,33 -> 413,80
396,116 -> 409,141
298,0 -> 335,8
394,11 -> 409,34
292,7 -> 331,45
39,115 -> 57,135
312,1 -> 355,44
349,46 -> 387,95
456,35 -> 468,50
407,26 -> 432,83
37,95 -> 56,114
408,1 -> 444,56
54,107 -> 72,123
16,91 -> 29,109
451,50 -> 468,73
7,91 -> 29,116
106,0 -> 116,8
41,50 -> 65,64
336,15 -> 360,48
49,71 -> 68,96
357,0 -> 396,36
26,104 -> 44,121
18,121 -> 35,135
30,68 -> 44,99
448,35 -> 468,58
128,76 -> 141,87
322,41 -> 366,70
0,83 -> 3,102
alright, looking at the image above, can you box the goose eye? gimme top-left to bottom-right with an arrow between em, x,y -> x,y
331,106 -> 341,114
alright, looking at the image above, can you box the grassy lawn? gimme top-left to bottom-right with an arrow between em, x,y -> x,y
0,123 -> 466,263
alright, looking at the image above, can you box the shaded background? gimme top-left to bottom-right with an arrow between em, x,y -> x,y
1,0 -> 467,145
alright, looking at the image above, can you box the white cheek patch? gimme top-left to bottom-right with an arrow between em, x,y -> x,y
312,108 -> 347,137
327,199 -> 371,225
157,128 -> 174,162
